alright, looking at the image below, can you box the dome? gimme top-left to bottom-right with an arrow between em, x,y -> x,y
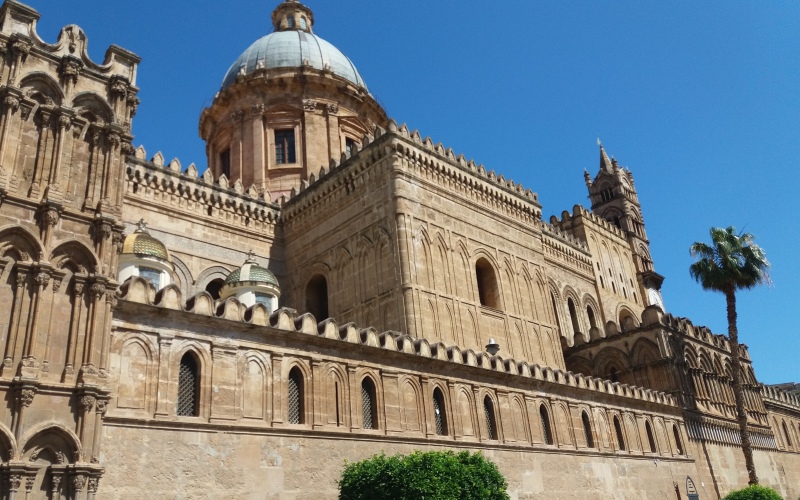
121,221 -> 171,262
224,260 -> 280,287
221,31 -> 367,91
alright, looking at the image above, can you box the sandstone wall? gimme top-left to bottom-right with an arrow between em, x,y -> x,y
100,424 -> 706,500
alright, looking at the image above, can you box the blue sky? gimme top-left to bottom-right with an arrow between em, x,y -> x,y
32,1 -> 799,384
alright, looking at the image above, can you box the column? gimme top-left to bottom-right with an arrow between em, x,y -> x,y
1,268 -> 28,377
154,335 -> 174,418
63,278 -> 85,379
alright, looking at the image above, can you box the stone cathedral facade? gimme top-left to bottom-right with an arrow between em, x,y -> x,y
0,1 -> 797,498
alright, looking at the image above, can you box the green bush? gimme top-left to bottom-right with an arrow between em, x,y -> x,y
722,484 -> 783,500
338,450 -> 509,500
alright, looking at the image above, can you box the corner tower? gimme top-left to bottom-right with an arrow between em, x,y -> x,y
199,0 -> 388,201
585,145 -> 665,310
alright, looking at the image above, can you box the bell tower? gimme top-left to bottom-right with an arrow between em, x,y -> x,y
585,144 -> 665,310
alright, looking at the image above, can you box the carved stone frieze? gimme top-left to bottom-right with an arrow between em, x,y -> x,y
80,395 -> 96,412
8,474 -> 21,491
72,474 -> 86,492
303,99 -> 317,111
19,388 -> 35,407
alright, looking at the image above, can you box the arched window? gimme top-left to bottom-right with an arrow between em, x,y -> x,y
205,278 -> 224,300
306,274 -> 329,320
361,378 -> 377,429
609,367 -> 619,383
587,306 -> 597,330
300,16 -> 308,30
673,425 -> 684,455
286,16 -> 295,28
540,404 -> 553,445
582,411 -> 594,448
483,396 -> 498,440
177,352 -> 200,417
288,367 -> 304,424
783,422 -> 793,449
613,415 -> 626,451
645,421 -> 657,453
567,298 -> 580,335
475,258 -> 500,309
550,294 -> 561,330
433,388 -> 448,436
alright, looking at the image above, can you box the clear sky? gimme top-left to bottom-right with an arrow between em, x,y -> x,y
31,1 -> 799,384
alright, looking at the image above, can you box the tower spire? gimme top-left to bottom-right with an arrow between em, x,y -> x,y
599,144 -> 613,172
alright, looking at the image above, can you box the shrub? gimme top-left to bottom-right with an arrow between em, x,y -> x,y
338,450 -> 509,500
722,485 -> 783,500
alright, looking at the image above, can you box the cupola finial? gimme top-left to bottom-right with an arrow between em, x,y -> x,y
272,0 -> 314,33
135,219 -> 149,233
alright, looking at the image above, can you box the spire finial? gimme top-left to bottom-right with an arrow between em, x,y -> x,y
245,249 -> 257,263
597,137 -> 602,147
135,219 -> 148,233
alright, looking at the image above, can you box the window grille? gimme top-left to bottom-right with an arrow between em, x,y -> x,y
540,405 -> 553,445
483,397 -> 496,440
254,293 -> 273,313
673,425 -> 684,455
275,129 -> 296,164
139,267 -> 161,290
345,137 -> 357,157
646,421 -> 657,452
288,368 -> 303,424
614,416 -> 626,451
300,17 -> 308,30
433,389 -> 447,436
362,379 -> 376,429
219,148 -> 231,179
582,411 -> 594,448
177,354 -> 199,416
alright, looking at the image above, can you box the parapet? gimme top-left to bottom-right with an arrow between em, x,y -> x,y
126,147 -> 281,227
117,276 -> 679,409
0,0 -> 140,83
281,119 -> 543,224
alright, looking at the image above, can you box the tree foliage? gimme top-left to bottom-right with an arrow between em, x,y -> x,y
338,450 -> 509,500
689,226 -> 770,485
689,226 -> 770,294
722,484 -> 783,500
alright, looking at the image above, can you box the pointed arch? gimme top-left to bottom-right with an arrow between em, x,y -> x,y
582,410 -> 595,448
287,365 -> 305,424
49,240 -> 98,273
432,385 -> 449,436
71,91 -> 114,123
360,375 -> 379,430
0,224 -> 43,262
20,72 -> 65,106
539,403 -> 553,445
483,394 -> 499,440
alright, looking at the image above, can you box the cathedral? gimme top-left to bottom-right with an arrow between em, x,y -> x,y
0,0 -> 797,498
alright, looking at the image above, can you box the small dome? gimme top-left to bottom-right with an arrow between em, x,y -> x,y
224,259 -> 279,287
121,220 -> 171,262
221,31 -> 367,91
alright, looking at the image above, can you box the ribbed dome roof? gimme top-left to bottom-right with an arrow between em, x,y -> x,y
221,31 -> 367,91
121,221 -> 171,262
224,261 -> 279,287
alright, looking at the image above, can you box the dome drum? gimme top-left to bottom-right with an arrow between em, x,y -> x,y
220,255 -> 281,313
118,220 -> 174,291
200,0 -> 387,201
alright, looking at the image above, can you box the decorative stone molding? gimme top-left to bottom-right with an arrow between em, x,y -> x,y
117,276 -> 679,409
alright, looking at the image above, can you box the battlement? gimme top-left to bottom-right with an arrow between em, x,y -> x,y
126,146 -> 280,228
281,119 -> 543,224
761,384 -> 800,410
117,275 -> 679,409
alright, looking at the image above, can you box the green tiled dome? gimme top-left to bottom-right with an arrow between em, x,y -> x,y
225,262 -> 279,287
122,231 -> 171,262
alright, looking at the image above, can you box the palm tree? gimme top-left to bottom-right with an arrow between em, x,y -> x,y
689,226 -> 770,486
